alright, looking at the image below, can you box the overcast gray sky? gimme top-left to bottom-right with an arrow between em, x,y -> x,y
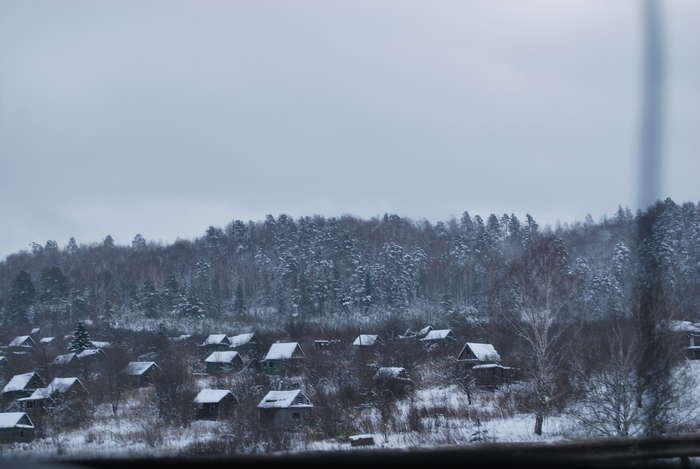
1,0 -> 698,258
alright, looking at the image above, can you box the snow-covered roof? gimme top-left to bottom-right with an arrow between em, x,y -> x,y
228,333 -> 255,348
205,351 -> 240,363
472,364 -> 514,370
0,412 -> 34,429
420,329 -> 454,341
124,361 -> 158,376
31,328 -> 40,335
417,325 -> 433,337
2,372 -> 40,393
352,334 -> 379,346
374,367 -> 410,380
670,320 -> 700,333
48,377 -> 84,394
264,342 -> 304,360
8,336 -> 33,348
459,342 -> 501,362
39,337 -> 55,344
257,390 -> 313,409
201,334 -> 230,346
18,387 -> 52,402
53,353 -> 77,366
193,389 -> 235,404
90,340 -> 111,349
77,348 -> 103,359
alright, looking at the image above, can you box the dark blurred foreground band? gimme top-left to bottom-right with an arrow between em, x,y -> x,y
4,434 -> 700,469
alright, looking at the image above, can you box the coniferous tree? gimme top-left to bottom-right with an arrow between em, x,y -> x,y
68,321 -> 92,354
66,237 -> 79,254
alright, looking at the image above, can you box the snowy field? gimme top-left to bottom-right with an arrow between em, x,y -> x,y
0,380 -> 581,460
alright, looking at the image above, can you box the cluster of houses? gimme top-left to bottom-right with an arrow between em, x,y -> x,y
0,325 -> 517,445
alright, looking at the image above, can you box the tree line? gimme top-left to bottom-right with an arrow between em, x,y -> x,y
1,198 -> 699,331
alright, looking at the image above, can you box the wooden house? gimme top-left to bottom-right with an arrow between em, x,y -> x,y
0,412 -> 35,443
471,364 -> 518,388
38,337 -> 58,349
200,334 -> 231,350
7,336 -> 35,352
313,339 -> 341,351
257,389 -> 313,428
688,334 -> 700,360
228,333 -> 256,350
1,372 -> 45,401
123,361 -> 159,387
349,434 -> 375,447
373,366 -> 414,393
18,377 -> 88,415
420,329 -> 457,347
261,342 -> 305,375
77,348 -> 106,366
193,389 -> 237,420
352,335 -> 379,347
457,342 -> 501,364
53,352 -> 79,369
205,351 -> 243,374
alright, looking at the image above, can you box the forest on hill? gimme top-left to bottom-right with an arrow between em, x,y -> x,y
1,198 -> 699,333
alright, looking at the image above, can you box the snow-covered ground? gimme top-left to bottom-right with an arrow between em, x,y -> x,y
0,383 -> 579,459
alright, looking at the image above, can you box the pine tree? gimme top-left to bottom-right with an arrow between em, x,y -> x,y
66,237 -> 79,254
131,234 -> 146,250
103,235 -> 115,248
69,321 -> 92,354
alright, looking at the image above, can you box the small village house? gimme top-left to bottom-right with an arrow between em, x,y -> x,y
38,336 -> 60,355
471,364 -> 518,388
420,329 -> 457,346
1,372 -> 45,401
313,339 -> 341,351
77,348 -> 106,369
7,336 -> 35,351
400,325 -> 433,340
373,367 -> 414,393
39,337 -> 55,346
257,389 -> 313,429
18,377 -> 88,415
89,340 -> 112,350
123,361 -> 159,387
205,351 -> 243,374
200,334 -> 231,350
349,434 -> 375,447
352,334 -> 379,347
193,389 -> 237,420
457,342 -> 501,364
669,320 -> 700,360
228,333 -> 256,350
0,412 -> 35,443
261,342 -> 305,375
53,352 -> 79,369
416,325 -> 433,339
